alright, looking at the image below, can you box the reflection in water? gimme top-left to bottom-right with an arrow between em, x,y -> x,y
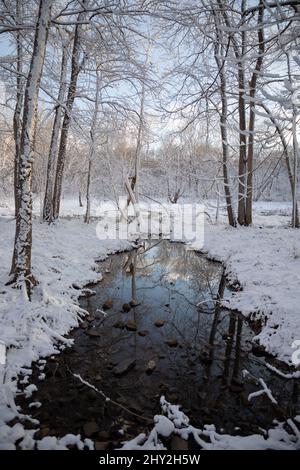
18,240 -> 300,447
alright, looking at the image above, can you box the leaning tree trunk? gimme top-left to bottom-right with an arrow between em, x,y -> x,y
259,103 -> 299,227
10,0 -> 52,296
245,1 -> 265,225
43,40 -> 68,222
52,5 -> 86,221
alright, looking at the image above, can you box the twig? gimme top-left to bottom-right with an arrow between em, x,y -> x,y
71,371 -> 152,423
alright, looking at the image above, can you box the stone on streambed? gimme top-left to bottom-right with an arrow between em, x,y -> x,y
122,303 -> 132,312
103,299 -> 113,310
113,358 -> 136,376
86,313 -> 96,322
113,320 -> 125,329
154,319 -> 166,327
126,320 -> 137,331
138,330 -> 149,337
146,360 -> 156,374
165,339 -> 178,348
86,329 -> 102,337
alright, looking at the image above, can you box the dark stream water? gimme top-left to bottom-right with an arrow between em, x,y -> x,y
18,241 -> 300,449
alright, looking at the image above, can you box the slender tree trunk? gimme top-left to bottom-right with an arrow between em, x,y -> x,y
43,41 -> 68,221
13,0 -> 24,218
213,10 -> 236,226
292,109 -> 299,228
133,81 -> 145,203
287,52 -> 299,228
245,1 -> 265,225
79,189 -> 83,207
217,0 -> 247,225
85,72 -> 100,224
219,89 -> 236,226
52,5 -> 86,221
260,103 -> 299,227
9,0 -> 52,295
10,0 -> 25,275
129,48 -> 149,204
84,160 -> 92,223
237,38 -> 247,224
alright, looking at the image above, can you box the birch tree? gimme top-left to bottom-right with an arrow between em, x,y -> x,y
9,0 -> 53,295
12,0 -> 25,218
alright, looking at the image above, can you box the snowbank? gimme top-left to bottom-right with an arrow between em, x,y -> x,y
193,223 -> 300,366
0,215 -> 131,449
121,397 -> 300,450
1,198 -> 300,449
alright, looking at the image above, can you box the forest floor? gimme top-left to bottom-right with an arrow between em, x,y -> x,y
0,198 -> 300,449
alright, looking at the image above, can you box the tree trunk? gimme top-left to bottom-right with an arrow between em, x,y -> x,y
84,72 -> 100,224
43,40 -> 68,222
213,10 -> 236,227
52,4 -> 86,221
79,189 -> 83,207
84,160 -> 92,223
260,103 -> 299,227
287,52 -> 299,228
10,0 -> 52,295
10,0 -> 25,275
237,48 -> 247,224
13,0 -> 24,218
217,0 -> 247,225
128,49 -> 149,203
133,81 -> 145,203
245,1 -> 265,225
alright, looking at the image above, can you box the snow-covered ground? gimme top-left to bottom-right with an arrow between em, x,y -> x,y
121,397 -> 300,450
0,197 -> 300,449
0,196 -> 295,225
0,210 -> 131,449
196,224 -> 300,366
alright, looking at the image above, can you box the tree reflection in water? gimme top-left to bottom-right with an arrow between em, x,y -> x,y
18,240 -> 300,445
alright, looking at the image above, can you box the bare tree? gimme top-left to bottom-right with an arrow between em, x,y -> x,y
213,9 -> 236,226
42,32 -> 69,222
84,70 -> 101,224
51,3 -> 87,221
9,0 -> 52,295
245,0 -> 265,225
12,0 -> 24,218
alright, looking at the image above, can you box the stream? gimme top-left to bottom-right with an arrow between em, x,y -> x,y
18,240 -> 300,449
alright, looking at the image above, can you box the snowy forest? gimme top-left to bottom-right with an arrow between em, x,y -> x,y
0,0 -> 300,456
